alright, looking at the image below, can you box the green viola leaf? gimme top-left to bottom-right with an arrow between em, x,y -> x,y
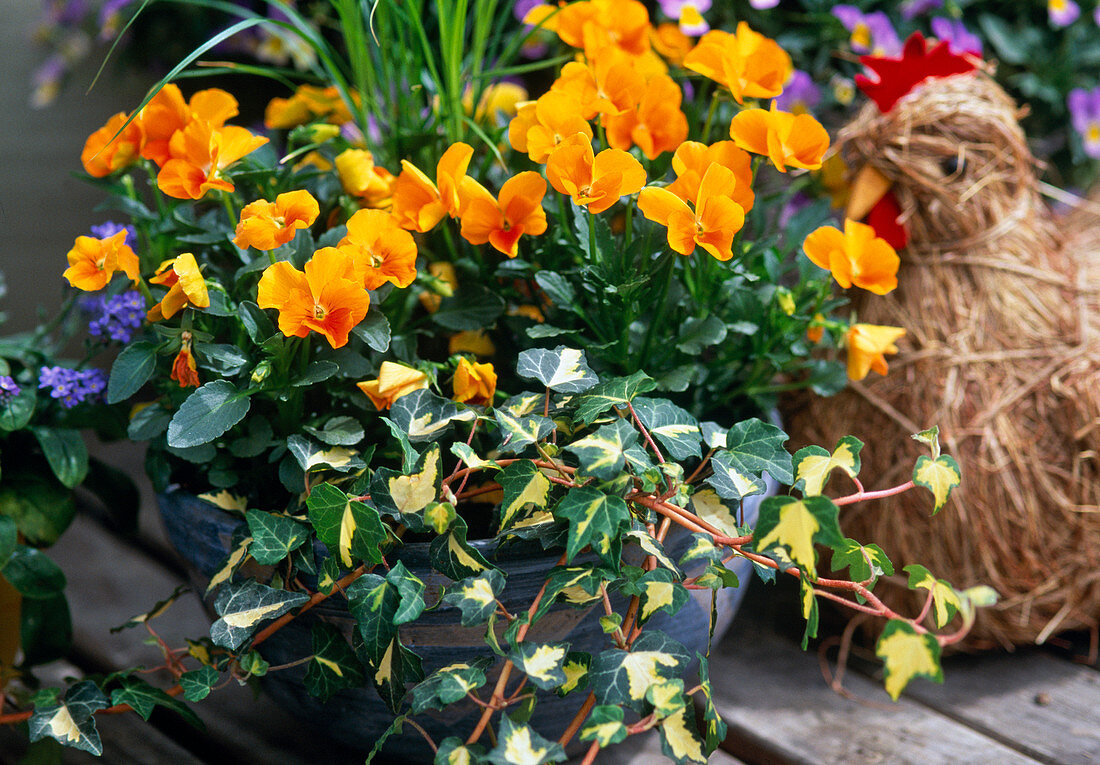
696,655 -> 727,754
705,451 -> 766,501
534,270 -> 576,307
831,538 -> 894,584
287,435 -> 365,474
799,576 -> 819,650
245,510 -> 309,566
516,346 -> 598,393
579,705 -> 628,748
0,516 -> 16,567
558,651 -> 591,697
290,360 -> 339,388
752,495 -> 843,579
441,569 -> 505,627
509,642 -> 571,691
793,436 -> 863,496
409,659 -> 492,714
371,443 -> 442,527
487,715 -> 566,765
110,677 -> 201,728
353,631 -> 423,713
210,580 -> 309,650
494,410 -> 554,455
20,591 -> 71,667
564,418 -> 637,481
111,584 -> 190,632
572,371 -> 657,426
623,529 -> 681,576
436,738 -> 487,765
432,286 -> 505,331
303,416 -> 365,447
590,630 -> 690,711
721,417 -> 793,486
676,315 -> 727,355
28,680 -> 108,756
658,705 -> 709,765
630,568 -> 689,626
303,622 -> 366,703
0,473 -> 75,546
351,309 -> 391,352
912,455 -> 961,515
631,397 -> 702,461
127,400 -> 172,441
875,620 -> 943,701
430,516 -> 496,580
390,389 -> 477,442
306,483 -> 387,568
647,679 -> 687,719
31,427 -> 88,489
179,666 -> 219,702
205,534 -> 252,596
167,380 -> 251,448
1,545 -> 66,598
238,300 -> 277,343
904,564 -> 963,628
554,487 -> 630,566
194,343 -> 249,377
0,386 -> 36,431
532,566 -> 607,622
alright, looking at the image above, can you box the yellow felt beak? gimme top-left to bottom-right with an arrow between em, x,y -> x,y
846,165 -> 893,222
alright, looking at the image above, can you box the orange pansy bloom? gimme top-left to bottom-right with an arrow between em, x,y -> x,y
234,189 -> 320,251
139,84 -> 239,167
453,358 -> 497,406
459,173 -> 548,258
803,219 -> 899,295
335,149 -> 396,209
418,262 -> 458,313
81,112 -> 145,178
650,22 -> 694,66
637,164 -> 746,261
508,92 -> 593,164
147,253 -> 210,322
683,22 -> 792,103
256,247 -> 369,349
665,140 -> 754,212
158,121 -> 269,200
391,143 -> 474,232
846,324 -> 906,381
603,74 -> 688,160
449,329 -> 496,357
338,209 -> 418,290
264,85 -> 355,129
555,0 -> 652,58
63,230 -> 140,291
170,332 -> 200,388
552,55 -> 646,120
357,361 -> 429,410
545,132 -> 646,214
728,103 -> 829,173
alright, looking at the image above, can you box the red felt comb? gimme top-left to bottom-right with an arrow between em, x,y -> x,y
855,32 -> 979,113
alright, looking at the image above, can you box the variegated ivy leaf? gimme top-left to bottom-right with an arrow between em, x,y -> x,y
110,677 -> 201,728
179,666 -> 218,701
627,568 -> 690,625
699,422 -> 728,450
706,451 -> 766,501
430,516 -> 497,580
752,495 -> 843,579
450,442 -> 500,472
509,642 -> 571,690
303,622 -> 366,703
793,436 -> 863,496
579,705 -> 628,748
390,388 -> 477,442
111,584 -> 190,632
647,679 -> 687,719
442,569 -> 506,626
532,566 -> 608,621
689,489 -> 745,538
590,630 -> 690,710
436,738 -> 487,765
306,483 -> 386,568
317,556 -> 341,595
912,455 -> 961,515
572,371 -> 657,426
352,629 -> 424,714
623,528 -> 682,576
498,459 -> 553,532
371,444 -> 442,529
831,538 -> 894,584
516,346 -> 598,393
210,580 -> 309,650
500,392 -> 544,417
29,681 -> 108,755
557,651 -> 591,697
245,510 -> 310,566
554,487 -> 630,566
198,489 -> 247,513
631,397 -> 702,461
564,418 -> 638,481
286,434 -> 364,473
799,576 -> 819,649
487,714 -> 567,765
205,534 -> 252,595
720,417 -> 793,486
911,425 -> 941,458
409,659 -> 492,713
303,416 -> 364,446
388,562 -> 427,626
696,654 -> 726,754
875,620 -> 943,701
904,564 -> 963,628
494,409 -> 554,455
658,705 -> 709,765
425,502 -> 457,534
679,533 -> 724,568
957,585 -> 999,629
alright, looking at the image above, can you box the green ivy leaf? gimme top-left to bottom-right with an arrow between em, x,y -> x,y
245,510 -> 309,566
532,566 -> 607,622
658,705 -> 709,765
112,584 -> 190,632
110,677 -> 201,728
705,451 -> 766,501
494,410 -> 554,455
205,536 -> 251,596
646,679 -> 687,719
306,484 -> 387,568
436,738 -> 487,765
352,630 -> 423,713
630,568 -> 689,626
390,389 -> 476,442
579,705 -> 628,748
631,398 -> 701,461
516,346 -> 598,393
912,455 -> 961,515
793,436 -> 863,496
831,538 -> 894,584
696,655 -> 726,754
441,569 -> 506,626
487,715 -> 566,765
106,341 -> 158,404
167,380 -> 251,448
622,529 -> 681,576
572,371 -> 656,426
752,495 -> 842,578
554,487 -> 630,566
430,516 -> 496,580
303,622 -> 366,703
564,418 -> 637,481
509,642 -> 571,690
590,631 -> 689,711
905,564 -> 963,628
210,580 -> 309,650
410,659 -> 492,713
28,681 -> 108,756
179,666 -> 219,702
721,417 -> 793,486
875,620 -> 943,701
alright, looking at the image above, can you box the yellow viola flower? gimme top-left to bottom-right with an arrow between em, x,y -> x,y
63,230 -> 140,292
846,324 -> 906,380
453,358 -> 497,406
147,253 -> 211,322
234,189 -> 320,251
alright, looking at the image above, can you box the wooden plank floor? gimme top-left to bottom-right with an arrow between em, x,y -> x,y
10,502 -> 1099,764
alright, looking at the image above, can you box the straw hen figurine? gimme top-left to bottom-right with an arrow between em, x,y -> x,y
785,34 -> 1100,650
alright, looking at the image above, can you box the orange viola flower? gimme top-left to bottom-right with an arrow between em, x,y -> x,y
63,230 -> 140,291
650,22 -> 694,66
555,0 -> 652,58
459,173 -> 548,258
256,247 -> 369,349
728,103 -> 829,173
453,358 -> 497,406
264,85 -> 356,129
803,219 -> 899,295
418,262 -> 458,313
449,329 -> 496,357
357,361 -> 429,410
665,140 -> 754,212
552,55 -> 646,120
338,209 -> 418,290
81,112 -> 145,178
234,189 -> 320,251
637,164 -> 746,261
603,74 -> 688,160
157,121 -> 269,200
139,84 -> 239,167
508,92 -> 593,164
391,142 -> 474,232
545,132 -> 646,214
170,331 -> 200,388
846,324 -> 906,381
683,22 -> 791,103
147,253 -> 210,322
335,149 -> 396,209
806,314 -> 826,344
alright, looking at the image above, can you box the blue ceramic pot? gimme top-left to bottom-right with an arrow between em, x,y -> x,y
158,478 -> 772,760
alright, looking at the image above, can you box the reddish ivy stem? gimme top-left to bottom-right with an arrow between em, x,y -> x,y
626,401 -> 665,465
833,481 -> 916,506
558,692 -> 597,748
252,564 -> 369,649
580,739 -> 602,764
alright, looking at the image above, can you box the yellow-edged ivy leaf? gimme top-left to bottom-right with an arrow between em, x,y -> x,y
646,679 -> 687,719
498,459 -> 553,532
111,584 -> 190,632
245,510 -> 309,566
110,677 -> 202,728
425,502 -> 457,534
287,435 -> 365,473
658,705 -> 708,765
532,566 -> 609,621
205,535 -> 252,595
793,436 -> 863,496
623,528 -> 682,576
197,490 -> 247,513
210,580 -> 309,649
572,371 -> 656,426
799,576 -> 819,650
371,443 -> 442,526
179,666 -> 219,701
631,397 -> 702,460
688,489 -> 744,538
699,422 -> 728,449
516,346 -> 598,393
430,516 -> 496,580
387,562 -> 426,626
306,483 -> 387,567
590,631 -> 689,711
509,642 -> 571,690
696,654 -> 726,754
706,451 -> 766,501
352,630 -> 424,713
436,737 -> 487,765
721,417 -> 794,486
830,538 -> 894,585
487,714 -> 567,765
875,620 -> 943,701
390,388 -> 476,442
554,487 -> 630,567
905,564 -> 963,628
752,495 -> 842,578
957,585 -> 999,628
557,651 -> 591,697
911,426 -> 941,458
912,455 -> 961,515
317,555 -> 340,595
303,622 -> 365,703
564,418 -> 638,481
627,568 -> 689,626
494,409 -> 554,455
501,392 -> 543,417
28,681 -> 108,756
678,533 -> 724,568
410,659 -> 492,713
441,569 -> 506,626
450,442 -> 500,473
579,705 -> 628,748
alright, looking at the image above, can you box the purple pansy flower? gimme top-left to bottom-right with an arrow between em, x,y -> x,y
1048,0 -> 1080,28
1068,87 -> 1100,159
749,0 -> 780,9
774,70 -> 822,114
930,17 -> 982,56
832,6 -> 902,57
901,0 -> 943,20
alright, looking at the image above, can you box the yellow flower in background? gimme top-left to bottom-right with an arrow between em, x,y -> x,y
418,262 -> 458,313
63,230 -> 140,292
234,190 -> 320,251
464,82 -> 529,123
683,22 -> 791,103
147,253 -> 210,322
453,358 -> 497,406
357,361 -> 429,410
846,323 -> 906,380
449,330 -> 496,357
